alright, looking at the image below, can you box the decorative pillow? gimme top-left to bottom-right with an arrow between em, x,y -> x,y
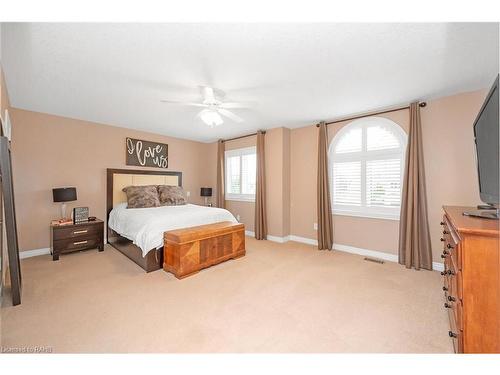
122,185 -> 160,209
158,185 -> 186,206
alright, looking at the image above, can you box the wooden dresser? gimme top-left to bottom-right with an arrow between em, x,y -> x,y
50,219 -> 104,261
441,206 -> 499,353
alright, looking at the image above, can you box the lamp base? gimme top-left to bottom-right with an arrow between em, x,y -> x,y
60,202 -> 67,220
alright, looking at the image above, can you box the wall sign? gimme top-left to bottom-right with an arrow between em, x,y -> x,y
126,137 -> 168,168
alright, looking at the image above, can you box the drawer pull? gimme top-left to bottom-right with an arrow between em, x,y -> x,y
440,271 -> 446,276
442,286 -> 448,292
448,331 -> 457,338
444,302 -> 452,308
447,296 -> 456,302
440,221 -> 445,226
73,240 -> 88,245
447,270 -> 455,276
446,244 -> 454,249
440,238 -> 445,242
443,250 -> 449,255
441,254 -> 447,259
443,230 -> 448,235
73,230 -> 88,234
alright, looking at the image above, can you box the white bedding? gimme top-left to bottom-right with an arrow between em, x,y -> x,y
108,203 -> 238,257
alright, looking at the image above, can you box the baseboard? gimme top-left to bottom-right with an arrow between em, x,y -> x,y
432,262 -> 444,272
266,235 -> 290,243
287,235 -> 444,272
333,243 -> 398,263
289,235 -> 318,246
244,230 -> 444,272
19,248 -> 51,259
245,231 -> 291,244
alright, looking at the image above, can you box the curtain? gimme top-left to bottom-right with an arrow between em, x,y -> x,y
398,103 -> 432,270
216,139 -> 225,208
317,122 -> 334,250
255,130 -> 267,240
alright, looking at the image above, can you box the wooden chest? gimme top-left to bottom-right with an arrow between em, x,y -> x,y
441,206 -> 499,353
163,221 -> 245,279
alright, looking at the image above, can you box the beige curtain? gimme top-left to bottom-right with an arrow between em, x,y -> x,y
398,103 -> 432,270
255,131 -> 267,240
317,122 -> 334,250
216,139 -> 225,208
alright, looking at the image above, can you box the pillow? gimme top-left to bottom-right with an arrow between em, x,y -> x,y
122,185 -> 160,209
158,185 -> 186,206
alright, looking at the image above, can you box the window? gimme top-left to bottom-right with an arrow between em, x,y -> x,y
225,146 -> 257,201
329,117 -> 407,220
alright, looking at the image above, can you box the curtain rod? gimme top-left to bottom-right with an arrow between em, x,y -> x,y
222,130 -> 266,143
316,102 -> 427,127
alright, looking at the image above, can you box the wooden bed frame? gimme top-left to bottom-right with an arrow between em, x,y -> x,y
106,168 -> 183,272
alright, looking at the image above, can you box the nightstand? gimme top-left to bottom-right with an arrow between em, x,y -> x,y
50,219 -> 104,261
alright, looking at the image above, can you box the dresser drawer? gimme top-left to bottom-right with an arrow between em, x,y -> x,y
442,216 -> 461,270
53,223 -> 102,241
448,306 -> 463,354
53,235 -> 102,253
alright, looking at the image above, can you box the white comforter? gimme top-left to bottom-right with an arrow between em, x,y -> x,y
108,203 -> 238,257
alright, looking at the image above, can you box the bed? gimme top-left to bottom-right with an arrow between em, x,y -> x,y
106,168 -> 238,272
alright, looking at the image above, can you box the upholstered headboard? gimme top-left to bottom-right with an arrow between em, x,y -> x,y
106,168 -> 183,217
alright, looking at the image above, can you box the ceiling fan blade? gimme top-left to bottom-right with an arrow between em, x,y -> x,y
218,108 -> 243,123
160,100 -> 208,108
219,102 -> 254,109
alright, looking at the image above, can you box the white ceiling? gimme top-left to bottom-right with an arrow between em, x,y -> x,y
1,23 -> 498,143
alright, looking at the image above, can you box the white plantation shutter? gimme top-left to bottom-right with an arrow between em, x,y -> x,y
225,147 -> 257,201
335,127 -> 362,154
366,158 -> 402,207
366,125 -> 400,151
241,153 -> 256,195
332,161 -> 361,206
226,155 -> 241,194
329,117 -> 407,220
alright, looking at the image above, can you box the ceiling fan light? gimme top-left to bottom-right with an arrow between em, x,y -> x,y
200,110 -> 223,127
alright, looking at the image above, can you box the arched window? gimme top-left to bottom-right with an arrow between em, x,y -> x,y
328,117 -> 407,220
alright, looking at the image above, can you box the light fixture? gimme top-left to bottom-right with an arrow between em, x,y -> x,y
199,109 -> 223,127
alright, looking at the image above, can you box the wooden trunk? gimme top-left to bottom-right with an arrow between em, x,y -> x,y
163,221 -> 245,279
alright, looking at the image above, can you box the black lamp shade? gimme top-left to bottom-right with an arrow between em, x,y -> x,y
53,187 -> 77,202
200,187 -> 212,197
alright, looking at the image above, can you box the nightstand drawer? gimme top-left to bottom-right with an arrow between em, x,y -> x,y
53,224 -> 102,241
53,235 -> 101,253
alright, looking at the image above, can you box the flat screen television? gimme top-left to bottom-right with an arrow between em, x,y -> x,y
465,75 -> 499,219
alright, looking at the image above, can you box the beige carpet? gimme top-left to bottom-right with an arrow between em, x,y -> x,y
1,237 -> 452,353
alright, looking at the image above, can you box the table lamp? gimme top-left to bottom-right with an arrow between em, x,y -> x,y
200,187 -> 212,206
52,187 -> 77,219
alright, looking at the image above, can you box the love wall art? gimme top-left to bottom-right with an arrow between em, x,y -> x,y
126,137 -> 168,168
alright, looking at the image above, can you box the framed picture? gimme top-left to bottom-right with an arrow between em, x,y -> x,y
126,137 -> 168,168
73,207 -> 89,223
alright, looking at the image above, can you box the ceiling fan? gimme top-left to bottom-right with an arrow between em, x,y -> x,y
161,86 -> 251,127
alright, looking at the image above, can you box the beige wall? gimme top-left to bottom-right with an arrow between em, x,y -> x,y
422,90 -> 487,263
290,89 -> 488,263
10,108 -> 215,252
223,127 -> 291,237
7,84 -> 489,263
224,135 -> 256,232
290,110 -> 408,253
